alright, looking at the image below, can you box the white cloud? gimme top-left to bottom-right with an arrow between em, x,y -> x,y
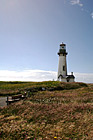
70,0 -> 83,7
0,70 -> 57,82
74,73 -> 93,83
0,69 -> 93,83
91,12 -> 93,19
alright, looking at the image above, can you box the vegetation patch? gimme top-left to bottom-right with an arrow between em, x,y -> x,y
0,81 -> 88,96
0,82 -> 93,139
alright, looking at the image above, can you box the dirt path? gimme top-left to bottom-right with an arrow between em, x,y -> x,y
0,97 -> 7,107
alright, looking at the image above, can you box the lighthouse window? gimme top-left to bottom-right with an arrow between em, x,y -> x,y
63,66 -> 65,71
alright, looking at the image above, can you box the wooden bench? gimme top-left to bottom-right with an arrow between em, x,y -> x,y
6,93 -> 27,105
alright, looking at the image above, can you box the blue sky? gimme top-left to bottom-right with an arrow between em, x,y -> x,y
0,0 -> 93,82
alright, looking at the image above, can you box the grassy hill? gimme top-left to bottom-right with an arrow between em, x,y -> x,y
0,81 -> 93,140
0,81 -> 87,96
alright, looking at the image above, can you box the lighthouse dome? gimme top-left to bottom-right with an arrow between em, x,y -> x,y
60,42 -> 66,47
60,42 -> 66,50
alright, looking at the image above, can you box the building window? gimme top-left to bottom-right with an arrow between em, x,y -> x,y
63,66 -> 65,71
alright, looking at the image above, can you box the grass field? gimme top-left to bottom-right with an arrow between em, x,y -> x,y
0,81 -> 93,140
0,81 -> 87,96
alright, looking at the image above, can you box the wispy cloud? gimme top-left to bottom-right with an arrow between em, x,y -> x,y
70,0 -> 83,7
91,12 -> 93,19
0,70 -> 57,82
70,0 -> 93,19
0,69 -> 93,83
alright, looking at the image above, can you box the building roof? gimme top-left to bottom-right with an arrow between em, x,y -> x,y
58,74 -> 75,79
67,75 -> 75,79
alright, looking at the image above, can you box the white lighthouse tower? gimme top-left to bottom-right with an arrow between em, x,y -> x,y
57,42 -> 75,82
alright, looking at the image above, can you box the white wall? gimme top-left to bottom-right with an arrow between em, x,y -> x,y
69,78 -> 75,82
58,54 -> 67,79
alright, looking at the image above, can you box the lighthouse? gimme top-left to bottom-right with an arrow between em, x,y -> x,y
57,42 -> 75,82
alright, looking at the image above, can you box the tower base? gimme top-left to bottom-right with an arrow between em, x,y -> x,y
58,73 -> 75,82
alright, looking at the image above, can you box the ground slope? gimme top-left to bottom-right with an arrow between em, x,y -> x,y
0,82 -> 93,140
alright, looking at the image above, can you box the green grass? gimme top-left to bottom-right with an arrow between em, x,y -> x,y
0,81 -> 87,96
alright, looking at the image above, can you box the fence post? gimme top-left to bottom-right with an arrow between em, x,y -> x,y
7,96 -> 9,105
